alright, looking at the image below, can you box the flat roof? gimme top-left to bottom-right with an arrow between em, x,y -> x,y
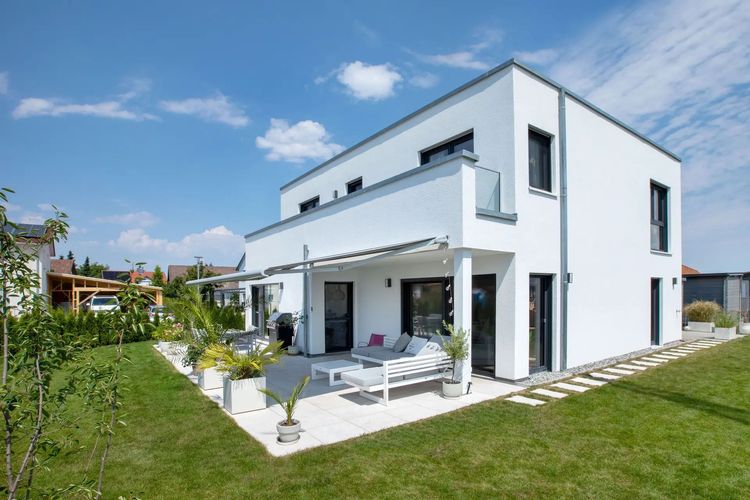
279,58 -> 681,192
47,272 -> 163,291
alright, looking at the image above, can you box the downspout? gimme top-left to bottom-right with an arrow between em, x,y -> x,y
302,244 -> 310,358
558,89 -> 569,370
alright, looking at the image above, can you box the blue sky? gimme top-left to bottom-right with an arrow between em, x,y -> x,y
2,0 -> 748,273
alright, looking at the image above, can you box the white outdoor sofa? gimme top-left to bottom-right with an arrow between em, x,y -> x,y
344,334 -> 451,405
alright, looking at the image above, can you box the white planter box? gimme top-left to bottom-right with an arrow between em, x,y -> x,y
198,367 -> 224,390
687,321 -> 714,333
682,329 -> 714,341
223,376 -> 266,414
715,326 -> 737,340
740,323 -> 750,335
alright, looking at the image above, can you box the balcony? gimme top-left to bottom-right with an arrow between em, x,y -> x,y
475,165 -> 501,212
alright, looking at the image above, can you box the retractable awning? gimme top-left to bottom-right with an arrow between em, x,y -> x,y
185,236 -> 448,286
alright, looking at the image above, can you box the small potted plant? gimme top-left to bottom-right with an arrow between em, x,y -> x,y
714,310 -> 738,340
260,376 -> 310,444
283,311 -> 302,355
199,340 -> 284,414
438,321 -> 469,399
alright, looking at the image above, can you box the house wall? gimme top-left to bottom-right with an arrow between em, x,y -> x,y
279,66 -> 516,219
564,96 -> 682,367
6,241 -> 52,313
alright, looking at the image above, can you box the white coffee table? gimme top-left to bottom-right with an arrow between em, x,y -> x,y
311,360 -> 362,386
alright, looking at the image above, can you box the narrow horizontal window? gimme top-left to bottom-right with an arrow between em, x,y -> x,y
420,132 -> 474,165
299,196 -> 320,213
346,177 -> 363,194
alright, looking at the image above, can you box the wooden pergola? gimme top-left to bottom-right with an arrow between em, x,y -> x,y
47,272 -> 163,312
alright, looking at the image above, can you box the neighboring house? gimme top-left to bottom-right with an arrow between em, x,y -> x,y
683,271 -> 750,320
681,264 -> 700,275
1,223 -> 55,312
168,264 -> 244,305
189,59 -> 682,383
129,270 -> 166,286
50,258 -> 75,274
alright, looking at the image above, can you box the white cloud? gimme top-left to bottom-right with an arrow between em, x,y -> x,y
514,49 -> 559,66
256,118 -> 345,163
409,73 -> 440,89
95,211 -> 160,227
547,0 -> 750,271
1,202 -> 20,212
110,225 -> 244,262
37,203 -> 58,212
118,77 -> 152,101
0,72 -> 8,95
12,97 -> 157,121
159,93 -> 249,127
417,28 -> 502,71
328,61 -> 403,101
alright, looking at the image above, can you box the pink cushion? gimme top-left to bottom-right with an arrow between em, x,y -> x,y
368,334 -> 385,346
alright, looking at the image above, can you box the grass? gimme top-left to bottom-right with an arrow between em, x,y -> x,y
37,339 -> 750,498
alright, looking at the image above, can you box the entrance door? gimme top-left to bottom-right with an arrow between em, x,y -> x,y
472,274 -> 496,374
651,278 -> 661,345
325,282 -> 353,352
529,275 -> 552,372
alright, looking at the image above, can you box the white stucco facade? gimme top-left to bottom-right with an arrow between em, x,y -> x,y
234,60 -> 682,382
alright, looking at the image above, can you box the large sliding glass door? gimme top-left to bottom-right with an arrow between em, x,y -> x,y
251,284 -> 281,336
529,275 -> 552,372
472,274 -> 496,374
325,282 -> 353,352
401,278 -> 451,337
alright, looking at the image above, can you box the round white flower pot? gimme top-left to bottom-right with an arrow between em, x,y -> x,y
198,367 -> 224,390
442,380 -> 463,399
276,420 -> 301,444
286,346 -> 300,355
223,376 -> 267,414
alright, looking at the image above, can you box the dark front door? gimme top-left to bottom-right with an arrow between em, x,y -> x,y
651,278 -> 661,345
529,275 -> 552,372
472,274 -> 496,374
325,282 -> 353,352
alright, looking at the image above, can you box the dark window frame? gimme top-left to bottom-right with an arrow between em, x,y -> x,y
650,182 -> 669,252
299,196 -> 320,213
419,131 -> 474,165
400,277 -> 454,337
528,128 -> 553,192
346,177 -> 363,194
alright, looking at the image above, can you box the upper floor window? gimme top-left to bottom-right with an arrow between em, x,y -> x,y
650,183 -> 668,252
347,177 -> 363,194
528,129 -> 552,192
299,196 -> 320,213
420,132 -> 473,165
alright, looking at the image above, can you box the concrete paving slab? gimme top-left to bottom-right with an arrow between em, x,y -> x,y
631,360 -> 659,367
551,382 -> 590,393
506,395 -> 546,406
571,377 -> 607,386
640,357 -> 668,363
589,372 -> 621,380
531,388 -> 569,399
616,364 -> 647,371
603,367 -> 635,375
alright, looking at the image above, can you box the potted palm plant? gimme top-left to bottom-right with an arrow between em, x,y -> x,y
260,376 -> 310,444
438,322 -> 469,399
199,340 -> 284,414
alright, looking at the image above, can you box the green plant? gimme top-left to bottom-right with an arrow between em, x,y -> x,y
198,341 -> 284,380
437,321 -> 470,384
152,320 -> 184,342
714,310 -> 738,328
259,376 -> 310,426
684,300 -> 721,323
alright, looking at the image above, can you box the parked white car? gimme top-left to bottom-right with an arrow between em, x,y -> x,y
89,295 -> 120,313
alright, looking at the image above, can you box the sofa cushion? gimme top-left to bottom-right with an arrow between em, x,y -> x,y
392,332 -> 412,352
403,336 -> 429,355
368,333 -> 385,346
417,334 -> 446,356
341,367 -> 384,388
351,346 -> 389,358
368,349 -> 414,361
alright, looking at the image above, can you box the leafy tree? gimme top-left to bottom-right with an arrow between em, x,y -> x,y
77,257 -> 108,278
78,256 -> 91,276
184,265 -> 218,301
66,250 -> 74,261
151,265 -> 165,288
163,276 -> 187,299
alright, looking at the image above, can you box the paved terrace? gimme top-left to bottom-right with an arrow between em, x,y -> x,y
158,346 -> 523,457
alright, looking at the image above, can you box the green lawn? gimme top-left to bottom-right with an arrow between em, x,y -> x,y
38,339 -> 750,498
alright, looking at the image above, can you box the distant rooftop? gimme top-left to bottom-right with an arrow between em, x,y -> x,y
2,223 -> 47,239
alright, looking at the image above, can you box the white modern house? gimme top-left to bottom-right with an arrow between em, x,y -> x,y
191,59 -> 682,383
2,223 -> 54,313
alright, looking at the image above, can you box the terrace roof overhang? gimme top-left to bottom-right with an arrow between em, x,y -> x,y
185,236 -> 448,286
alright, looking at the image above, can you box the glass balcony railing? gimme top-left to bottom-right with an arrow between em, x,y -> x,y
475,166 -> 501,212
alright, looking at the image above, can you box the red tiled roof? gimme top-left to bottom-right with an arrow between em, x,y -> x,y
682,264 -> 700,275
50,259 -> 74,274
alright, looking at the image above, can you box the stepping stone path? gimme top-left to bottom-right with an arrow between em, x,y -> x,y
571,377 -> 607,387
507,395 -> 546,406
551,382 -> 590,393
603,367 -> 635,375
531,388 -> 569,399
506,338 -> 735,407
616,363 -> 647,371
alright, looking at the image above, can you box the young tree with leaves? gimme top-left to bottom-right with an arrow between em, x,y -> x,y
151,265 -> 165,288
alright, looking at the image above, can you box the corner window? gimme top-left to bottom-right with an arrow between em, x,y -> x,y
528,129 -> 552,192
650,183 -> 668,252
420,132 -> 473,165
299,196 -> 320,213
346,178 -> 363,194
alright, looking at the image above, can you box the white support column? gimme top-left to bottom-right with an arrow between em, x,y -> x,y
453,248 -> 472,392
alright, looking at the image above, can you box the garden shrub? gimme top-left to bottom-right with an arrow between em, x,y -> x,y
684,300 -> 721,322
